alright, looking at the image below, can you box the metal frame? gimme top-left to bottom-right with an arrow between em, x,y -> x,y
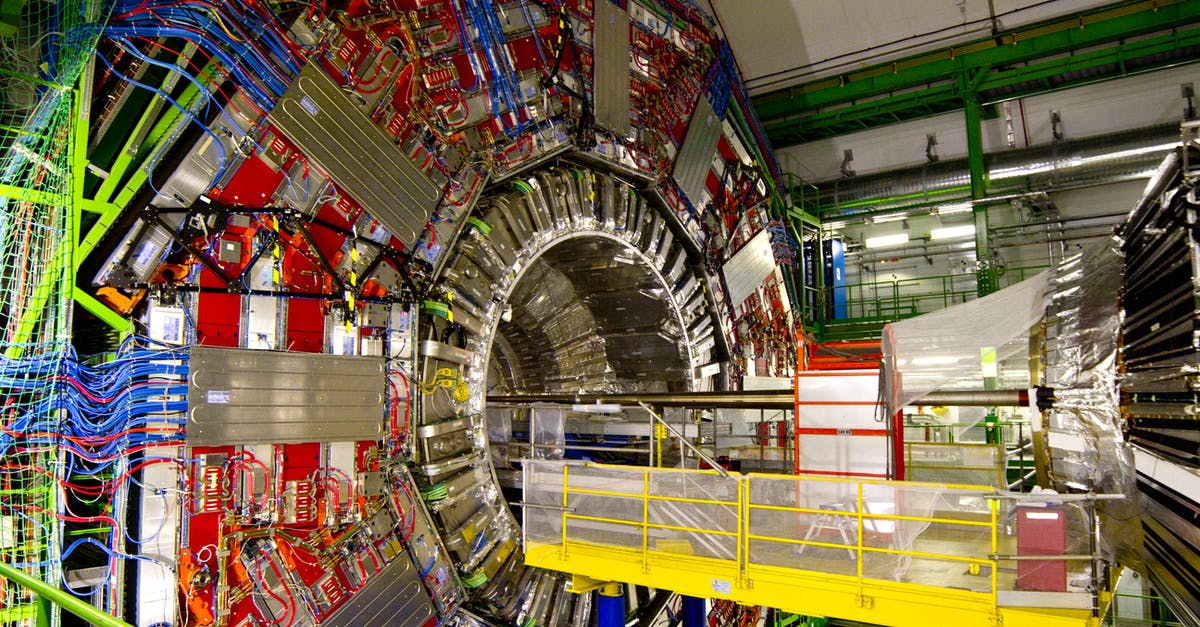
753,0 -> 1200,147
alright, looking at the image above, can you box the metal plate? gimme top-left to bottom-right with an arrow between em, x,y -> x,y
672,95 -> 722,207
268,64 -> 442,246
420,340 -> 475,366
153,92 -> 261,209
187,346 -> 384,445
593,0 -> 631,136
321,553 -> 435,627
722,229 -> 776,308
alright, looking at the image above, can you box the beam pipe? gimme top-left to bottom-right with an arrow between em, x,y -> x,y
489,389 -> 1029,409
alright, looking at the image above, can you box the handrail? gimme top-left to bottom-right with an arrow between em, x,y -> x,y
0,561 -> 133,627
833,264 -> 1050,323
638,402 -> 730,478
550,462 -> 1005,599
528,462 -> 1116,625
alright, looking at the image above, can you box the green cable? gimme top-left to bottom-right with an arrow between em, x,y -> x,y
420,300 -> 451,320
421,483 -> 449,501
466,217 -> 492,235
462,570 -> 488,588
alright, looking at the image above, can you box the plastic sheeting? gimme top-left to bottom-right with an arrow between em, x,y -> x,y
880,241 -> 1139,569
1040,242 -> 1141,568
881,269 -> 1050,418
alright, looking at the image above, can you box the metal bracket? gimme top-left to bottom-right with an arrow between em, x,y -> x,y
564,574 -> 613,595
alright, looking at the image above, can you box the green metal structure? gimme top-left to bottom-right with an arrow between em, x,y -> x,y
752,0 -> 1200,147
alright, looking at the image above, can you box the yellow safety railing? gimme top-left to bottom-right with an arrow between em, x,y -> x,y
524,461 -> 1107,627
743,472 -> 999,598
540,462 -> 1001,598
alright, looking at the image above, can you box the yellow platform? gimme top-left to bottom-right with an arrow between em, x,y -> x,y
520,462 -> 1108,627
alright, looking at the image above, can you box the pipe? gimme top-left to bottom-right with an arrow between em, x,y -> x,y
681,596 -> 706,627
818,124 -> 1179,215
0,562 -> 133,627
1007,469 -> 1037,490
638,403 -> 731,478
489,388 -> 1030,409
597,583 -> 624,627
991,554 -> 1098,561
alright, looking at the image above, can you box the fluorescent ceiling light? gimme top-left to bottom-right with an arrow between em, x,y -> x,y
572,403 -> 622,413
931,225 -> 976,240
869,212 -> 907,223
936,202 -> 972,215
865,233 -> 909,248
912,355 -> 960,366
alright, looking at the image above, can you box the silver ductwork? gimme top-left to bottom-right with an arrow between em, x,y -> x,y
819,124 -> 1181,215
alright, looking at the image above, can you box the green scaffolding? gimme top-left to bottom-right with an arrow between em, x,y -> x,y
0,2 -> 112,625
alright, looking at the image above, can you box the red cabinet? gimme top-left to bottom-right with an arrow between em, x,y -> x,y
1015,505 -> 1067,592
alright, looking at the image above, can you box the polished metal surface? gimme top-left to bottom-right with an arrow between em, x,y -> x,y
418,165 -> 715,620
153,92 -> 261,209
592,0 -> 633,134
269,63 -> 441,245
723,228 -> 777,308
187,346 -> 384,445
320,552 -> 435,627
420,340 -> 475,367
672,96 -> 723,207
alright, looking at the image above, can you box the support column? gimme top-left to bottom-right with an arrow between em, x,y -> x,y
597,583 -> 624,627
964,90 -> 996,297
681,595 -> 706,627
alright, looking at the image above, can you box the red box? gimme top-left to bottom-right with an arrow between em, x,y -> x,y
1015,505 -> 1067,592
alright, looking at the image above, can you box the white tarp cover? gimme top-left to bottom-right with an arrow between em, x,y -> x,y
881,270 -> 1051,416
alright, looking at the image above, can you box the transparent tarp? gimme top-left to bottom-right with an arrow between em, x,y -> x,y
525,462 -> 741,560
1039,243 -> 1141,567
530,403 -> 566,459
522,461 -> 1108,607
881,270 -> 1050,417
880,241 -> 1138,568
906,443 -> 1005,488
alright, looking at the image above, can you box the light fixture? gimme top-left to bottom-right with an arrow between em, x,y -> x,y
912,355 -> 960,366
572,403 -> 622,414
865,233 -> 909,248
869,212 -> 907,223
936,202 -> 973,215
931,225 -> 976,240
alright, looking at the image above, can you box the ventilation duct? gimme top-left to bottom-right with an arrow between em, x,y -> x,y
820,124 -> 1180,216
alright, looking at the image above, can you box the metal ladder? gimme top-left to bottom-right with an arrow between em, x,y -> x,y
797,503 -> 857,561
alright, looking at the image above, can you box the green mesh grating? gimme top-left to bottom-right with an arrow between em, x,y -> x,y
0,2 -> 112,625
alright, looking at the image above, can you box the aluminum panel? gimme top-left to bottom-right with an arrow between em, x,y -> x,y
268,64 -> 441,246
672,95 -> 722,207
722,228 -> 776,308
420,340 -> 475,366
594,0 -> 631,136
187,346 -> 384,445
321,555 -> 435,627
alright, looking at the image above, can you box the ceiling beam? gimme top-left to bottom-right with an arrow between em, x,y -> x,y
753,0 -> 1200,147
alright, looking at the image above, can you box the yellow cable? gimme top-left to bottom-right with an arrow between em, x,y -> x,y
210,9 -> 243,43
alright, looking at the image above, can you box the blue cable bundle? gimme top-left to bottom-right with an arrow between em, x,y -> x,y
459,0 -> 531,137
0,338 -> 189,470
103,0 -> 304,111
